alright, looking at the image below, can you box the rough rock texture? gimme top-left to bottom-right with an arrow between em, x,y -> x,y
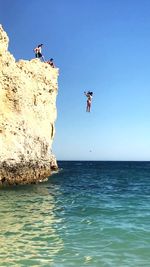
0,25 -> 59,186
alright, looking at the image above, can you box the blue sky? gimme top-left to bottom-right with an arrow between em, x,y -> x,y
1,0 -> 150,160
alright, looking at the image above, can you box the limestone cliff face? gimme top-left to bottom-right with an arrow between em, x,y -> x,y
0,25 -> 58,186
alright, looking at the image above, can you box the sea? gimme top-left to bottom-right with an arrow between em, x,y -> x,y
0,161 -> 150,267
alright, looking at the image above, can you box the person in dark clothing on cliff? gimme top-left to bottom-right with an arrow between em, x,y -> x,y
47,58 -> 55,68
84,91 -> 93,112
34,44 -> 45,61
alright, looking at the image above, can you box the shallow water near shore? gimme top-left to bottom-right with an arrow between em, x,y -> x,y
0,161 -> 150,266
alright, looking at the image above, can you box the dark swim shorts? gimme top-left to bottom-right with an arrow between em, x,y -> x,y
36,52 -> 42,58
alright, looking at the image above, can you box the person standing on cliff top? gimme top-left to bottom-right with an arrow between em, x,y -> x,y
34,44 -> 45,61
84,91 -> 93,112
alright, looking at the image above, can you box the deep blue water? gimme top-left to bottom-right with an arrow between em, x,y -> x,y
0,161 -> 150,266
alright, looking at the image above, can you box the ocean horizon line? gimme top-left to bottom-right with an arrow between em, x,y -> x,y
57,159 -> 150,162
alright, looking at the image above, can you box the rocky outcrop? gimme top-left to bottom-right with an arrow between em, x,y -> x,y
0,25 -> 59,186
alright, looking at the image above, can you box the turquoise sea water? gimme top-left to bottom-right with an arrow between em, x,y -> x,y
0,161 -> 150,267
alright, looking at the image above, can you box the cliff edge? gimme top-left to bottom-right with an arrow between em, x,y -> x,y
0,25 -> 58,186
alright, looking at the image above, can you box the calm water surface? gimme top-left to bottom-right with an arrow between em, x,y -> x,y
0,161 -> 150,266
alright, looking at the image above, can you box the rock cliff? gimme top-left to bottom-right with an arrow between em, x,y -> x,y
0,25 -> 59,186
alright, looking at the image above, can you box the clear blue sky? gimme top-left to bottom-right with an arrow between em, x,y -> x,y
1,0 -> 150,160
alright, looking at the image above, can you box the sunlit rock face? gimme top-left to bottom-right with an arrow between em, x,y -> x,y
0,25 -> 58,186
